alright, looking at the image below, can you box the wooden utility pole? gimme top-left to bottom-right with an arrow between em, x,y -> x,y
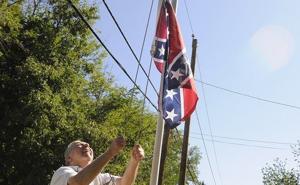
178,36 -> 197,185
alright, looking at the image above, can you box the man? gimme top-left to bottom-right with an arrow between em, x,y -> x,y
50,136 -> 144,185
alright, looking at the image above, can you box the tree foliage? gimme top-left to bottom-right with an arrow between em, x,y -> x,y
0,1 -> 202,185
262,158 -> 299,185
292,141 -> 300,169
162,131 -> 203,185
262,142 -> 300,185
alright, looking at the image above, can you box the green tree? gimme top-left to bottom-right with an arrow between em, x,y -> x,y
162,131 -> 203,185
0,1 -> 202,185
0,1 -> 154,184
262,158 -> 299,185
292,141 -> 300,169
262,142 -> 300,185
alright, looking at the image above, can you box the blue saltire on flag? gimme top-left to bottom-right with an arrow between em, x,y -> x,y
151,0 -> 198,128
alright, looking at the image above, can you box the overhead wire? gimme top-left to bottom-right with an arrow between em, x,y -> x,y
183,1 -> 298,183
190,132 -> 296,146
132,0 -> 155,84
190,136 -> 289,150
196,54 -> 223,185
102,0 -> 159,96
196,80 -> 300,110
101,0 -> 158,140
183,0 -> 299,184
183,0 -> 195,34
182,0 -> 222,182
132,0 -> 156,141
138,0 -> 156,111
67,0 -> 158,111
194,111 -> 218,185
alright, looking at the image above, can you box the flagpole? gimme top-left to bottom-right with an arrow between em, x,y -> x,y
149,0 -> 166,184
157,123 -> 169,185
156,1 -> 178,184
178,35 -> 198,185
150,1 -> 179,184
150,115 -> 164,185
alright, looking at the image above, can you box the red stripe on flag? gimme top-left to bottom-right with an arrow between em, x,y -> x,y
181,79 -> 198,121
166,2 -> 185,65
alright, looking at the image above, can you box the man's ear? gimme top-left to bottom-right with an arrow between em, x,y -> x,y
66,156 -> 72,165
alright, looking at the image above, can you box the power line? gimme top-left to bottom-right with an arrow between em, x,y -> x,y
180,2 -> 220,183
67,0 -> 158,111
190,136 -> 289,150
190,132 -> 296,146
102,0 -> 159,96
133,0 -> 155,111
181,2 -> 220,184
133,0 -> 155,83
129,0 -> 156,142
195,110 -> 218,185
181,0 -> 222,181
195,79 -> 300,110
195,57 -> 223,185
183,0 -> 194,34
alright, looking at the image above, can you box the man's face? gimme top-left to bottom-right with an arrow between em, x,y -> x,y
67,141 -> 94,167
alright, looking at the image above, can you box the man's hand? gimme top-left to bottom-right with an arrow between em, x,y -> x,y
131,145 -> 144,162
108,136 -> 126,156
117,145 -> 144,185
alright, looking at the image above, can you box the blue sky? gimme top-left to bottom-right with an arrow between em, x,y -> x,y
95,0 -> 300,184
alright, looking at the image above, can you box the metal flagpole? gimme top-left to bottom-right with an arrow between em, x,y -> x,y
149,0 -> 166,184
150,115 -> 164,185
156,1 -> 178,184
157,124 -> 169,185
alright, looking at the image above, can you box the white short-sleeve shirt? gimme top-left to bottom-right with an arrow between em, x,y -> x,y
50,166 -> 120,185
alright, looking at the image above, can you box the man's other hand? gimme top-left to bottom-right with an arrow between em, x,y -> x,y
131,145 -> 144,162
109,136 -> 126,156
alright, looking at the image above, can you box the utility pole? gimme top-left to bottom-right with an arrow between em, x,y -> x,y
178,35 -> 197,185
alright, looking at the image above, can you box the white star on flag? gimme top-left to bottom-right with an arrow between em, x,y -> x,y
158,45 -> 165,56
165,109 -> 178,122
171,69 -> 184,80
165,89 -> 177,100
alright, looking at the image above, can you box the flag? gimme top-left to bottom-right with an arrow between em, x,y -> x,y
151,0 -> 198,128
